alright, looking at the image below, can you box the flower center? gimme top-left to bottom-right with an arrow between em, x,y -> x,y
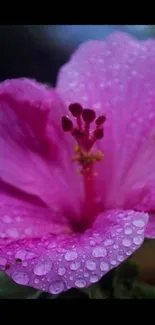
61,103 -> 106,229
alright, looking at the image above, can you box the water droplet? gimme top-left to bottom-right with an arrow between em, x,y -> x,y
58,267 -> 66,276
113,244 -> 119,250
75,279 -> 86,288
49,281 -> 65,294
133,236 -> 143,246
15,249 -> 36,260
104,239 -> 114,246
137,229 -> 144,235
34,278 -> 39,284
0,257 -> 7,266
100,261 -> 109,271
12,272 -> 29,285
65,251 -> 78,261
84,273 -> 89,278
92,246 -> 107,258
6,228 -> 18,239
90,275 -> 99,283
133,219 -> 145,228
122,238 -> 132,247
90,240 -> 95,246
124,227 -> 132,235
117,255 -> 124,262
48,242 -> 56,249
110,260 -> 117,266
2,215 -> 12,224
85,260 -> 96,271
34,261 -> 52,276
70,261 -> 81,271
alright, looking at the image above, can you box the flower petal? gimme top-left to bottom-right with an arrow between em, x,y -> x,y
0,209 -> 148,293
56,32 -> 155,212
0,190 -> 72,246
145,214 -> 155,239
0,78 -> 83,218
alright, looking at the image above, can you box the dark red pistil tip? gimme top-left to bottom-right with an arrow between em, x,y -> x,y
69,103 -> 83,117
61,116 -> 73,131
82,109 -> 96,123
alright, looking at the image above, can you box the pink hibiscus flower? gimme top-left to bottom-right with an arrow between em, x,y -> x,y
0,32 -> 154,295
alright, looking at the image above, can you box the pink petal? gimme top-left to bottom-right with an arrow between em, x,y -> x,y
0,191 -> 72,245
0,78 -> 83,218
145,213 -> 155,239
56,32 -> 155,212
0,209 -> 148,293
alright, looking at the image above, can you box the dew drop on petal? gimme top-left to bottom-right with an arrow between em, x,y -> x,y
117,255 -> 124,262
100,261 -> 109,271
122,238 -> 132,247
124,227 -> 132,235
137,229 -> 144,235
34,278 -> 39,284
12,272 -> 29,285
133,219 -> 145,228
104,239 -> 114,246
84,273 -> 89,278
113,244 -> 119,250
85,260 -> 96,271
133,236 -> 143,246
92,246 -> 107,258
65,251 -> 78,261
110,260 -> 117,266
70,261 -> 81,271
7,228 -> 19,239
34,261 -> 52,276
75,279 -> 86,288
58,267 -> 66,276
49,281 -> 65,294
90,275 -> 99,283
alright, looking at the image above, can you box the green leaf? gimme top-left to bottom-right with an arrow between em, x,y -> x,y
0,271 -> 41,299
113,261 -> 155,299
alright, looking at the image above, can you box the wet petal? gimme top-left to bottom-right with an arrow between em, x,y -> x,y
0,78 -> 83,217
0,209 -> 148,293
56,32 -> 155,212
0,191 -> 72,246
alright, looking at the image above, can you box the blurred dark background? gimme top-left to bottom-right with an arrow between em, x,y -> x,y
0,25 -> 154,86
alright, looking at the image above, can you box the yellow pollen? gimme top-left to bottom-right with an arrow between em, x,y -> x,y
72,144 -> 103,173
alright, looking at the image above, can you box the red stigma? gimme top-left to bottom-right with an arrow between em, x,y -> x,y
82,109 -> 96,123
61,116 -> 73,131
69,103 -> 83,117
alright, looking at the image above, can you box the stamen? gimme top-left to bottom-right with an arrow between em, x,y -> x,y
69,103 -> 83,117
95,114 -> 106,126
61,116 -> 73,131
82,109 -> 96,123
94,127 -> 104,139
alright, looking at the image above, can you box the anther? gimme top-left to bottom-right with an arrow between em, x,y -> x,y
95,114 -> 106,126
69,103 -> 83,117
94,128 -> 104,139
82,109 -> 96,123
61,116 -> 73,131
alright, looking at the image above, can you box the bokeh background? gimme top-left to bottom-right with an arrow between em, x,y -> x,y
0,25 -> 155,86
1,25 -> 155,298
